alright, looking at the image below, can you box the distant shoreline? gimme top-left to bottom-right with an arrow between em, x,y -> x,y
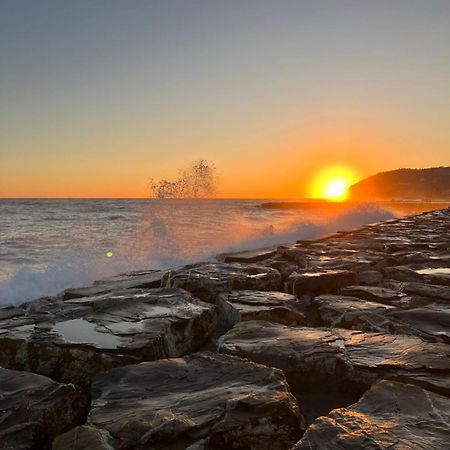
260,200 -> 450,210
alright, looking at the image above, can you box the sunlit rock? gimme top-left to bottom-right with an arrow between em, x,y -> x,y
0,368 -> 87,449
0,288 -> 216,385
293,380 -> 450,450
62,352 -> 304,449
161,262 -> 282,302
63,270 -> 165,300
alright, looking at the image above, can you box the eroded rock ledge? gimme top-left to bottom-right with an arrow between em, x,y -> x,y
0,207 -> 448,449
54,352 -> 304,450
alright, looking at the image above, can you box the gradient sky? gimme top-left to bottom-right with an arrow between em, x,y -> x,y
1,0 -> 449,198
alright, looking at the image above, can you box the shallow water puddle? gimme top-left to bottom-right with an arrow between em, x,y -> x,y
52,318 -> 122,348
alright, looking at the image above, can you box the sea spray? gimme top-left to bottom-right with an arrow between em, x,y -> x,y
0,201 -> 395,306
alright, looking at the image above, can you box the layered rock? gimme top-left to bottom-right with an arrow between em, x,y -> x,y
63,270 -> 165,300
285,269 -> 355,296
341,285 -> 422,308
219,321 -> 450,402
293,380 -> 450,450
312,294 -> 395,329
0,288 -> 216,385
161,262 -> 282,302
219,248 -> 277,263
0,368 -> 87,449
56,352 -> 304,450
312,294 -> 450,343
217,290 -> 305,327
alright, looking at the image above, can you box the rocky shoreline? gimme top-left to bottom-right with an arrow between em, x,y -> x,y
0,207 -> 449,449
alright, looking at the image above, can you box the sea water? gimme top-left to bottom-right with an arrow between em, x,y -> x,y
0,198 -> 439,306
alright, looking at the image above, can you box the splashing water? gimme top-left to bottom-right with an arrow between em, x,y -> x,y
0,198 -> 402,307
149,160 -> 218,199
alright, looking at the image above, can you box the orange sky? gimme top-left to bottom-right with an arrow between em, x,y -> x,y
1,2 -> 449,198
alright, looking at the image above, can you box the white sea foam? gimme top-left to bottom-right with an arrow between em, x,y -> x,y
0,202 -> 395,306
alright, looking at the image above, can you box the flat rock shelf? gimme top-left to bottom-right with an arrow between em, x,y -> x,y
0,207 -> 449,449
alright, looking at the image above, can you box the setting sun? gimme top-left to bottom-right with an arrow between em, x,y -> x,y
309,165 -> 360,201
325,179 -> 348,200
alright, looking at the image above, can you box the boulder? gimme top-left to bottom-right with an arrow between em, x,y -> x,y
402,281 -> 450,301
63,270 -> 165,300
216,290 -> 305,327
285,270 -> 355,296
293,380 -> 450,450
341,285 -> 420,308
354,269 -> 382,285
0,368 -> 87,449
219,248 -> 277,263
0,288 -> 216,385
382,265 -> 424,282
52,425 -> 114,450
312,294 -> 394,329
387,304 -> 450,343
219,321 -> 450,401
70,352 -> 304,449
313,295 -> 450,343
161,262 -> 281,302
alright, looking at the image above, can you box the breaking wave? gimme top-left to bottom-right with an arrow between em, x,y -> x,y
0,203 -> 394,306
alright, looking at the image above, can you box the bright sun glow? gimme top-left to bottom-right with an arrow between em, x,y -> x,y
325,179 -> 348,200
309,165 -> 360,201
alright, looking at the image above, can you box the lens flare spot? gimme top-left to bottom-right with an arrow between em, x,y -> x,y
106,251 -> 113,258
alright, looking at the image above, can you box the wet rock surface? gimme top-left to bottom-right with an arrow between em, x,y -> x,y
63,270 -> 166,300
219,320 -> 450,417
73,352 -> 304,450
2,207 -> 449,449
285,269 -> 355,296
293,380 -> 450,450
217,290 -> 305,327
0,368 -> 87,449
0,288 -> 216,385
162,262 -> 282,302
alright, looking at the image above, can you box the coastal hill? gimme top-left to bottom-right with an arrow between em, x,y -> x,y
349,167 -> 450,201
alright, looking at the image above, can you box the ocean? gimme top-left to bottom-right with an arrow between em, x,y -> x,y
0,198 -> 442,306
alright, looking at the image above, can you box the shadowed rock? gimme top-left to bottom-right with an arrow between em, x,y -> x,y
312,294 -> 394,328
0,288 -> 216,385
341,285 -> 420,308
285,270 -> 355,296
217,290 -> 305,327
387,304 -> 450,343
161,262 -> 281,302
219,248 -> 277,263
354,269 -> 382,285
219,321 -> 450,401
52,425 -> 114,450
0,368 -> 87,449
293,380 -> 450,450
60,352 -> 304,450
401,281 -> 450,301
313,295 -> 450,343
